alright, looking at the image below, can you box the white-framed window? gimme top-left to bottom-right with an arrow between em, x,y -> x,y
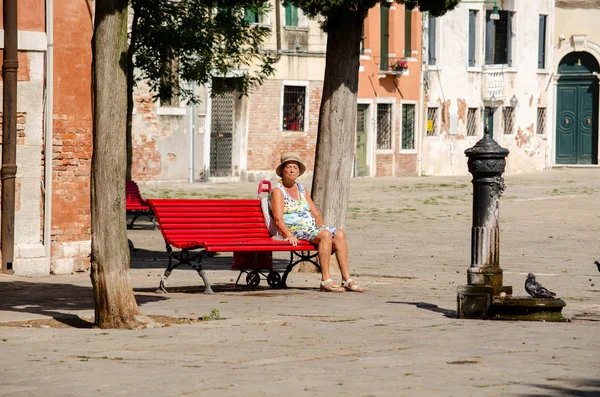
401,103 -> 416,150
426,106 -> 439,136
376,103 -> 393,150
536,107 -> 547,135
283,3 -> 307,27
244,6 -> 270,25
502,106 -> 515,135
485,10 -> 515,66
281,82 -> 308,132
466,107 -> 478,136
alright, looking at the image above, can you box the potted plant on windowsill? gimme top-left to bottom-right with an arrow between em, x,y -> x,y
389,59 -> 408,72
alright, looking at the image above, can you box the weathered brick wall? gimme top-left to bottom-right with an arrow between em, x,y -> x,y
376,153 -> 394,176
50,1 -> 94,273
396,154 -> 417,176
246,79 -> 323,174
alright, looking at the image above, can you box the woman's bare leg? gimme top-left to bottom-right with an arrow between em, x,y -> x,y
311,229 -> 335,282
332,230 -> 351,280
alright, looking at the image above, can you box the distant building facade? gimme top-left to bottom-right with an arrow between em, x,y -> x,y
422,0 -> 556,175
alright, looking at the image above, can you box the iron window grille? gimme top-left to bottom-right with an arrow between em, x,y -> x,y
282,85 -> 306,131
376,104 -> 392,150
426,107 -> 438,136
503,106 -> 515,135
536,107 -> 546,135
467,108 -> 478,136
402,104 -> 415,150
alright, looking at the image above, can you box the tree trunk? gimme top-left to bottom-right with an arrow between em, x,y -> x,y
91,0 -> 141,329
125,2 -> 140,181
311,14 -> 363,230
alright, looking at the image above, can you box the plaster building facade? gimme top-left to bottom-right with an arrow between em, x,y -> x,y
357,2 -> 423,177
422,0 -> 556,176
553,0 -> 599,165
130,1 -> 327,183
1,0 -> 93,276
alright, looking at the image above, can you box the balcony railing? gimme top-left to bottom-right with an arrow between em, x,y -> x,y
482,70 -> 504,100
375,56 -> 408,76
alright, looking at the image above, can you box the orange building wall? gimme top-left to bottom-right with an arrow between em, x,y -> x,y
0,0 -> 46,31
359,3 -> 421,100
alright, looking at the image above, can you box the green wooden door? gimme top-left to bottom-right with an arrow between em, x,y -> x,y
556,79 -> 598,164
355,104 -> 369,177
556,52 -> 599,164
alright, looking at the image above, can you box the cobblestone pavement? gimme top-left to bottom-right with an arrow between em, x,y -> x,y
1,168 -> 599,397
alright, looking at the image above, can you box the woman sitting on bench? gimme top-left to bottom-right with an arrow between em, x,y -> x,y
269,152 -> 364,293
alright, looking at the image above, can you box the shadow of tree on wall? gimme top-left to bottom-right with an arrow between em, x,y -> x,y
520,378 -> 600,397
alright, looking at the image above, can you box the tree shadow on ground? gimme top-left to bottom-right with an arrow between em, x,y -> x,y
0,281 -> 168,328
386,301 -> 457,318
520,378 -> 600,397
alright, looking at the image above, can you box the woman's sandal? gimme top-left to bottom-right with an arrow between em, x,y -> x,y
320,279 -> 344,293
342,279 -> 364,292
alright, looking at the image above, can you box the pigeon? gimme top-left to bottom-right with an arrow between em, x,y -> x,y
595,261 -> 600,273
525,273 -> 556,299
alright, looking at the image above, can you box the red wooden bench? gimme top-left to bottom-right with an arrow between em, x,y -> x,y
146,198 -> 325,294
126,181 -> 156,229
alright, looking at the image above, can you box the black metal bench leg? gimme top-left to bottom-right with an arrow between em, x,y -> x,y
279,251 -> 321,289
157,245 -> 180,293
189,251 -> 214,294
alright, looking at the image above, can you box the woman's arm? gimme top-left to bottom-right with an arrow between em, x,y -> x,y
304,188 -> 325,227
270,188 -> 298,246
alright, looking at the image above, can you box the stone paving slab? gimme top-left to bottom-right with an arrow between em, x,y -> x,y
1,168 -> 599,397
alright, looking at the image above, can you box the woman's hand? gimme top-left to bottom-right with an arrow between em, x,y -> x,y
286,235 -> 299,247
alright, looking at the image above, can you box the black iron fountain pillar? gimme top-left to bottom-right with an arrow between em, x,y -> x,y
465,126 -> 509,286
458,126 -> 512,319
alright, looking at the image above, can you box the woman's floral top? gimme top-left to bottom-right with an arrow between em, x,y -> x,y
269,182 -> 337,241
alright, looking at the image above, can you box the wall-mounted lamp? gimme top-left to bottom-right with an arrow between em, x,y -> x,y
489,5 -> 500,20
462,0 -> 500,21
510,94 -> 518,108
490,94 -> 497,108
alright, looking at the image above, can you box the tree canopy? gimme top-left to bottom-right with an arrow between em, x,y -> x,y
132,0 -> 277,102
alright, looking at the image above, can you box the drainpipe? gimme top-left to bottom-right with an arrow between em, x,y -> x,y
188,83 -> 195,183
417,12 -> 428,177
275,0 -> 282,53
44,0 -> 54,265
1,0 -> 18,274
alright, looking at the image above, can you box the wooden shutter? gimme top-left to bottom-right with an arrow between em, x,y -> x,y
380,3 -> 390,70
468,10 -> 476,67
485,10 -> 494,65
506,12 -> 512,66
538,15 -> 547,69
404,7 -> 412,58
285,4 -> 298,27
428,15 -> 436,65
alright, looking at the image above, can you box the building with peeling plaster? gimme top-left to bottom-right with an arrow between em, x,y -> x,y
421,0 -> 556,176
1,1 -> 93,276
553,0 -> 599,165
131,1 -> 327,183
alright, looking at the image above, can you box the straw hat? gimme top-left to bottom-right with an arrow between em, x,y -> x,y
276,152 -> 306,177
